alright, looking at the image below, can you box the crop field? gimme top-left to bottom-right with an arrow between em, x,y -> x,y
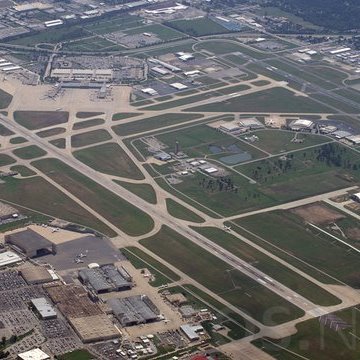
73,142 -> 144,180
12,145 -> 47,160
14,111 -> 69,130
165,198 -> 204,223
0,176 -> 114,236
235,211 -> 360,286
112,113 -> 203,136
241,129 -> 332,154
193,226 -> 341,306
140,226 -> 305,325
123,24 -> 184,41
114,181 -> 157,204
253,307 -> 360,360
32,158 -> 154,236
187,87 -> 334,113
71,129 -> 112,148
166,17 -> 230,37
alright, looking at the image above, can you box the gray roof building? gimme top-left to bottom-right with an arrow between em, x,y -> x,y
31,297 -> 57,319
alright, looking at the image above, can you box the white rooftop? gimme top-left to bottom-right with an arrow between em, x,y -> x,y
18,348 -> 50,360
0,251 -> 21,267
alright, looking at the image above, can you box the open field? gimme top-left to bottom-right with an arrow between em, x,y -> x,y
0,176 -> 115,236
166,198 -> 204,223
10,136 -> 27,144
71,129 -> 112,148
187,87 -> 334,113
253,306 -> 360,360
58,349 -> 93,360
166,17 -> 230,37
193,226 -> 341,306
123,23 -> 184,41
49,138 -> 65,149
235,211 -> 360,286
0,123 -> 14,136
73,142 -> 144,180
36,127 -> 66,138
62,36 -> 125,52
32,158 -> 154,236
242,129 -> 331,154
112,112 -> 143,121
12,145 -> 47,160
0,154 -> 16,166
14,111 -> 69,130
112,113 -> 204,136
76,111 -> 104,119
140,226 -> 305,325
10,165 -> 36,177
114,181 -> 157,204
122,246 -> 181,286
72,118 -> 105,131
0,88 -> 13,108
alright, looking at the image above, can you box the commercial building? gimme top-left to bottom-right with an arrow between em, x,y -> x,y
30,297 -> 57,320
79,265 -> 133,294
0,251 -> 22,268
51,68 -> 113,82
108,295 -> 160,327
148,58 -> 181,73
5,228 -> 55,258
17,348 -> 50,360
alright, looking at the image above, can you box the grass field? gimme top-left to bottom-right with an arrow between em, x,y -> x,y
72,118 -> 105,131
253,306 -> 360,360
62,36 -> 125,52
112,113 -> 204,136
73,142 -> 144,180
241,129 -> 331,154
124,24 -> 184,41
114,181 -> 157,204
166,198 -> 204,223
14,111 -> 69,130
49,138 -> 65,149
236,211 -> 360,286
13,145 -> 47,160
187,87 -> 334,113
0,124 -> 13,136
166,17 -> 229,37
36,127 -> 66,138
0,176 -> 115,236
193,226 -> 341,306
0,154 -> 16,167
58,349 -> 93,360
71,129 -> 112,148
140,226 -> 305,325
122,246 -> 180,287
10,165 -> 36,177
0,88 -> 13,109
112,112 -> 143,121
32,158 -> 154,236
76,111 -> 104,119
10,137 -> 27,144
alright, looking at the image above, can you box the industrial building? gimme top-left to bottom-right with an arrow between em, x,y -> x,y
17,348 -> 50,360
238,118 -> 265,130
30,297 -> 57,320
21,266 -> 54,285
180,324 -> 204,341
51,69 -> 113,82
78,264 -> 133,294
288,119 -> 314,131
0,251 -> 22,268
5,229 -> 56,258
170,82 -> 188,90
154,152 -> 171,161
344,134 -> 360,145
108,295 -> 160,327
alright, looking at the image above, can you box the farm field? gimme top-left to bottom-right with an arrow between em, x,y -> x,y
235,211 -> 360,286
32,158 -> 154,236
187,87 -> 334,113
193,226 -> 341,306
73,142 -> 144,180
140,226 -> 305,325
14,111 -> 69,130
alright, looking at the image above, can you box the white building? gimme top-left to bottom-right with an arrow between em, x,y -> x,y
170,82 -> 188,90
0,251 -> 22,268
17,348 -> 50,360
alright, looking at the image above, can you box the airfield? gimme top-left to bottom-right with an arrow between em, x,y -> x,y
1,7 -> 360,360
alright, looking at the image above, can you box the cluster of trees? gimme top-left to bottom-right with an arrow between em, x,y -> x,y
262,0 -> 360,31
198,176 -> 239,193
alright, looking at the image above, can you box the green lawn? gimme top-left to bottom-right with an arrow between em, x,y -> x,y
166,198 -> 204,223
14,111 -> 69,130
13,145 -> 47,160
58,349 -> 94,360
10,165 -> 36,177
36,127 -> 66,138
0,176 -> 115,236
72,118 -> 105,131
32,158 -> 154,236
187,87 -> 334,113
124,24 -> 184,41
114,180 -> 157,204
0,154 -> 16,167
140,226 -> 305,325
76,111 -> 104,119
73,142 -> 144,180
236,211 -> 360,286
0,124 -> 13,136
112,112 -> 143,121
71,129 -> 112,148
193,226 -> 341,306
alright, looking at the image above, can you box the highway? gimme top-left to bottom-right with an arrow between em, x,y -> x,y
0,113 -> 330,315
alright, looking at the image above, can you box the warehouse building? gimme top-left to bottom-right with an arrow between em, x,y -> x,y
0,251 -> 22,268
288,119 -> 314,131
79,264 -> 133,294
17,348 -> 50,360
30,297 -> 57,320
5,229 -> 55,258
180,324 -> 204,342
108,295 -> 160,327
345,134 -> 360,145
20,266 -> 54,285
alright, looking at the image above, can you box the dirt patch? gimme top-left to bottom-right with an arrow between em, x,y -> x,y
345,228 -> 360,241
291,203 -> 345,225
